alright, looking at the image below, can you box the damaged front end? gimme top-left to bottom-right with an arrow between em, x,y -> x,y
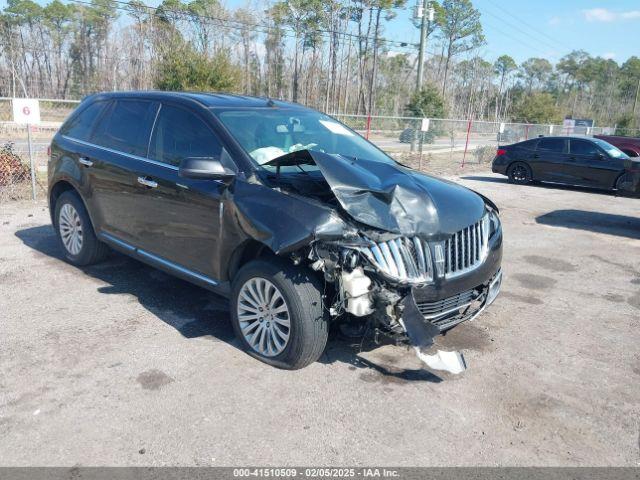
306,233 -> 502,375
247,149 -> 503,374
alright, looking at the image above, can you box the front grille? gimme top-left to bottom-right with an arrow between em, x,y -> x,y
444,215 -> 490,278
416,288 -> 482,330
360,236 -> 433,283
416,289 -> 475,319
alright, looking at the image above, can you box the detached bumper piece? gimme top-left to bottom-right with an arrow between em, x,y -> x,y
401,269 -> 502,375
416,269 -> 502,331
399,293 -> 467,375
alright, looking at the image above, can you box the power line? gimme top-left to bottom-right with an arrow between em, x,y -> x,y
478,7 -> 559,56
482,0 -> 565,48
65,0 -> 419,50
479,18 -> 554,60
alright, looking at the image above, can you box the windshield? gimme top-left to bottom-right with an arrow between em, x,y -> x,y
593,138 -> 629,159
215,108 -> 396,171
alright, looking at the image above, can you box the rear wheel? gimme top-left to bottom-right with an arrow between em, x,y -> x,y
508,162 -> 532,184
230,258 -> 328,369
54,191 -> 109,266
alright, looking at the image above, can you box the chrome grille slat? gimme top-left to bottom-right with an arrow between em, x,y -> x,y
361,236 -> 433,283
413,237 -> 426,273
379,242 -> 398,277
415,288 -> 476,321
359,215 -> 488,283
444,215 -> 489,278
389,239 -> 407,279
370,244 -> 387,270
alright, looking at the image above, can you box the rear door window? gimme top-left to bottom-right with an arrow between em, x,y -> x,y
61,100 -> 108,141
537,138 -> 566,153
91,100 -> 158,157
149,104 -> 223,166
570,139 -> 599,156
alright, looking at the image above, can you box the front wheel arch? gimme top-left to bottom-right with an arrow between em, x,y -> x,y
226,239 -> 274,282
614,171 -> 634,192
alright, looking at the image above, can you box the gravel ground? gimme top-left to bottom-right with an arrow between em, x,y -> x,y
0,173 -> 639,466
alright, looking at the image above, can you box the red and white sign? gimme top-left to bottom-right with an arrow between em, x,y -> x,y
12,98 -> 41,125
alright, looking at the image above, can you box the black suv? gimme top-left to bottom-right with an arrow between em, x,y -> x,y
48,92 -> 503,372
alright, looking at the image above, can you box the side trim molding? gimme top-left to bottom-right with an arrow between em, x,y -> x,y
100,232 -> 135,252
62,135 -> 179,171
98,231 -> 218,288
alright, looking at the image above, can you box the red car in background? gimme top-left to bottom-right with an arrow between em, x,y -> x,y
594,135 -> 640,157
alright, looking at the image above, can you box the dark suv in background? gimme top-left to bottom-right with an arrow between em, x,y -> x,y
48,91 -> 502,372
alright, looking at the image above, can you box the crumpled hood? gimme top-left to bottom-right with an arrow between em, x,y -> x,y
301,150 -> 487,236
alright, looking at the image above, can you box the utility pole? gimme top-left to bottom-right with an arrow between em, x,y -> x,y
416,0 -> 434,92
633,76 -> 640,119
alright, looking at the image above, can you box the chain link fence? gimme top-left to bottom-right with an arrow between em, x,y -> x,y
0,122 -> 60,202
0,98 -> 79,202
1,97 -> 638,202
332,114 -> 639,176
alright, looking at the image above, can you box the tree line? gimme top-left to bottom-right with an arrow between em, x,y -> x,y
1,0 -> 639,130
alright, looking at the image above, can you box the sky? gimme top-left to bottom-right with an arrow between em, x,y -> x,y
383,0 -> 640,65
2,0 -> 639,66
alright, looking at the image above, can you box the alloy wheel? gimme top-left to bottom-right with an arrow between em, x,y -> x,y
512,165 -> 529,182
59,203 -> 83,255
237,277 -> 291,357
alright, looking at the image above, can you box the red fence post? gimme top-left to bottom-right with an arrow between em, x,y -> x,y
461,118 -> 472,168
365,114 -> 372,140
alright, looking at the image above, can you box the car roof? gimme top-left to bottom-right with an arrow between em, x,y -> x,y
522,136 -> 598,142
83,91 -> 305,110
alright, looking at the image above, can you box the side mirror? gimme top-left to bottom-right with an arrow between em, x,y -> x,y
597,153 -> 606,160
178,157 -> 235,182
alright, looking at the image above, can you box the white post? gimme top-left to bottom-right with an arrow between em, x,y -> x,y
27,124 -> 36,200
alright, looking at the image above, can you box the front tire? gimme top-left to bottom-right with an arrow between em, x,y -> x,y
230,258 -> 328,369
54,191 -> 109,266
614,172 -> 633,195
508,162 -> 532,184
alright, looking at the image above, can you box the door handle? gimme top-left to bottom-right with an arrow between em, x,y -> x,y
79,157 -> 93,167
137,176 -> 158,188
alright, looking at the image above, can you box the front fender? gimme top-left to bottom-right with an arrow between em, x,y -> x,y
230,180 -> 352,255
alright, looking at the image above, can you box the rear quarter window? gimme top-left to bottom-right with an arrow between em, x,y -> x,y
537,138 -> 566,153
91,100 -> 158,157
60,100 -> 108,141
516,139 -> 538,150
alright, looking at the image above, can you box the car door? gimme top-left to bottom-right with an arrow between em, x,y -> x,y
566,139 -> 620,188
129,102 -> 232,280
55,99 -> 111,210
530,137 -> 568,182
85,99 -> 159,245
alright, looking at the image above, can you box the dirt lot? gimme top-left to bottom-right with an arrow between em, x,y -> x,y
0,173 -> 639,466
